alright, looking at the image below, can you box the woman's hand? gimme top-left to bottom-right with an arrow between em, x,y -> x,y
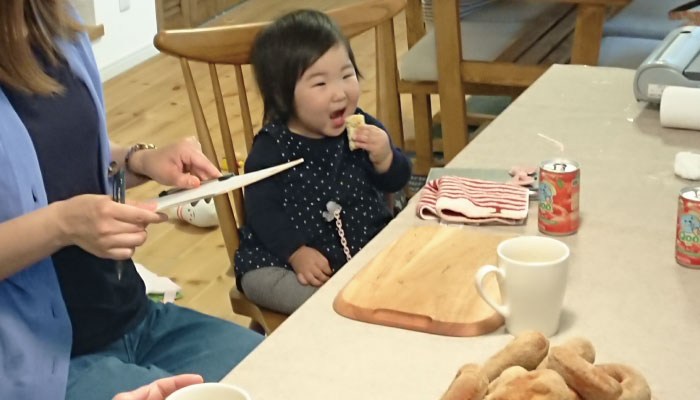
129,137 -> 222,188
53,194 -> 166,260
288,245 -> 332,287
351,125 -> 393,173
112,374 -> 204,400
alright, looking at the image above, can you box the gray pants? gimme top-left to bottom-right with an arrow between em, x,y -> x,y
240,267 -> 318,315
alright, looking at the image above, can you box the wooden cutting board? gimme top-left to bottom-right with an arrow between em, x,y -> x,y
333,225 -> 509,336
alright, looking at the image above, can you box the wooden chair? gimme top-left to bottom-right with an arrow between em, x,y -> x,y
153,0 -> 405,334
399,0 -> 630,175
155,0 -> 247,30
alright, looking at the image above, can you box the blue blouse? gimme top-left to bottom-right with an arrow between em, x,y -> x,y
0,28 -> 112,399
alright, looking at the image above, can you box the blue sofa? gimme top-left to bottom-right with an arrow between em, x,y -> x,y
599,0 -> 690,68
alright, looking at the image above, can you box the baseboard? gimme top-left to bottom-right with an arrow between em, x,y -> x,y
99,45 -> 159,82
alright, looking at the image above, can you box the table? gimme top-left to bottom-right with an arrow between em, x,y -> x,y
222,65 -> 700,399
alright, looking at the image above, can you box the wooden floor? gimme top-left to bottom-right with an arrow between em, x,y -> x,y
106,7 -> 416,327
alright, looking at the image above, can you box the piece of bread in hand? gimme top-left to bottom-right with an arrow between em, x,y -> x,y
346,114 -> 365,151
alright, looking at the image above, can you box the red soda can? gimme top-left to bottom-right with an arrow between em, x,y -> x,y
676,187 -> 700,268
538,159 -> 580,235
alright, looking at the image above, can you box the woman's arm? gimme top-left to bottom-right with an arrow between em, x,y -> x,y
0,195 -> 165,281
110,142 -> 151,188
0,204 -> 66,280
110,137 -> 221,189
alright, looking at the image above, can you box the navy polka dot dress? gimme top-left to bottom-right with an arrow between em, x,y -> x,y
234,108 -> 412,288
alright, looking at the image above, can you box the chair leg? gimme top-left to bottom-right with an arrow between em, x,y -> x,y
411,94 -> 434,176
248,320 -> 265,335
230,287 -> 287,335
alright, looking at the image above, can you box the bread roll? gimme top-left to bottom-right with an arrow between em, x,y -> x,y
485,369 -> 577,400
598,363 -> 651,400
441,363 -> 489,400
487,366 -> 528,394
483,331 -> 550,381
538,337 -> 596,370
547,346 -> 622,400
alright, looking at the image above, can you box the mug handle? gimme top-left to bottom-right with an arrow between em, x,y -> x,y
474,265 -> 509,318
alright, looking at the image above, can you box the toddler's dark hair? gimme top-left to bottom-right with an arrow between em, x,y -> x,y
251,9 -> 361,123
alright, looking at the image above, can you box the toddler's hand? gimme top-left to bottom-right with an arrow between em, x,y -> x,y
288,246 -> 332,287
352,125 -> 393,173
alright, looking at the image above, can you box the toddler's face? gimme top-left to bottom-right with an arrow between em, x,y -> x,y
288,44 -> 360,139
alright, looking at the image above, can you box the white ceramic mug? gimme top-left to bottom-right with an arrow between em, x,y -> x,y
474,236 -> 570,336
166,383 -> 251,400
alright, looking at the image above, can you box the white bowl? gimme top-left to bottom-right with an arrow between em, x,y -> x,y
166,383 -> 251,400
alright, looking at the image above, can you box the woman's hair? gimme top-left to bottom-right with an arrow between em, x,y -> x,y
251,9 -> 360,124
0,0 -> 82,95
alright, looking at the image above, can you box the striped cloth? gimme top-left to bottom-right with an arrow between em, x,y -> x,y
417,176 -> 529,225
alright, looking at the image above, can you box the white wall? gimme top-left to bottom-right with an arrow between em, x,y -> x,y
91,1 -> 159,81
71,0 -> 96,25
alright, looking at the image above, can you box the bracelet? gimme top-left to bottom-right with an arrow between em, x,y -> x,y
125,143 -> 156,178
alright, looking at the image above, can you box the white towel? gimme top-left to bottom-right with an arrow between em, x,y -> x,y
675,151 -> 700,180
135,263 -> 181,304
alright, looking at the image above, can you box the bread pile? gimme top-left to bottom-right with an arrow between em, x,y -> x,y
440,331 -> 652,400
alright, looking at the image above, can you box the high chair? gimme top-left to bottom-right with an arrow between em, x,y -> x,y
153,0 -> 406,334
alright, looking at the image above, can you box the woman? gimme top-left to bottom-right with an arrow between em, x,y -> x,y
0,1 -> 262,399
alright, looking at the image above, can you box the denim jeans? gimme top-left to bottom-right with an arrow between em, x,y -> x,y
65,301 -> 263,400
